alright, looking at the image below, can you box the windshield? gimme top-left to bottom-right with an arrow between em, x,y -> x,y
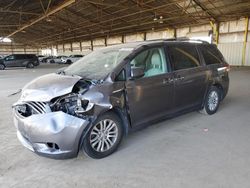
64,46 -> 133,80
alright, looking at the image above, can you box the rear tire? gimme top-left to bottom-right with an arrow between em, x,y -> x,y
82,112 -> 124,159
200,86 -> 221,115
26,62 -> 34,68
50,60 -> 55,64
0,63 -> 5,70
66,60 -> 72,64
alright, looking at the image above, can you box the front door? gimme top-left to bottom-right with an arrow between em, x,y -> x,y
125,46 -> 174,127
4,55 -> 16,67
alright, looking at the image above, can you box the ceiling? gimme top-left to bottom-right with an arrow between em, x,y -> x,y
1,0 -> 250,46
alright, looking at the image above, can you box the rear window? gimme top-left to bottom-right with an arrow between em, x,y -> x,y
200,45 -> 224,65
168,45 -> 200,71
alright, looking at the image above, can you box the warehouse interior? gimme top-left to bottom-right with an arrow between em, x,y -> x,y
1,0 -> 250,187
1,0 -> 250,66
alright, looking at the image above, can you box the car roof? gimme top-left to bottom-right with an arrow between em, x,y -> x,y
107,39 -> 212,50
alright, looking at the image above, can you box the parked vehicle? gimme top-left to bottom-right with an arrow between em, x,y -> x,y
48,55 -> 68,64
40,56 -> 55,63
13,39 -> 229,159
37,55 -> 45,62
0,54 -> 39,70
61,54 -> 84,64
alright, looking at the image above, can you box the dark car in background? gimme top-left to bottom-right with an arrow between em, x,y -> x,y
13,39 -> 229,159
0,54 -> 39,70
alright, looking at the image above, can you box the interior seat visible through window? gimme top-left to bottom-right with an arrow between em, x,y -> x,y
130,47 -> 168,78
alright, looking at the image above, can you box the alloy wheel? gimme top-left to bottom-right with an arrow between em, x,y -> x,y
0,64 -> 5,70
90,119 -> 118,152
208,91 -> 219,111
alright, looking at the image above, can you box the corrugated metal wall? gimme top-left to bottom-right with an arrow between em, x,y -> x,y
218,43 -> 243,66
245,42 -> 250,66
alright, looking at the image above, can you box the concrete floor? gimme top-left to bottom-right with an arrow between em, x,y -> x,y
0,64 -> 250,188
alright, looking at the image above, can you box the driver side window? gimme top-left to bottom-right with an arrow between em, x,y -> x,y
130,47 -> 168,78
5,55 -> 15,61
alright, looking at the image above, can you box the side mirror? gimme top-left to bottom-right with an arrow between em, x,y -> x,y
131,67 -> 144,79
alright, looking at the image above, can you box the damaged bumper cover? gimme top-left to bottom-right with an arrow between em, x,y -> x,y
13,109 -> 90,159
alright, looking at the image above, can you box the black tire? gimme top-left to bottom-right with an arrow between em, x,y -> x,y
200,86 -> 221,115
82,112 -> 124,159
0,63 -> 5,70
50,60 -> 55,64
26,62 -> 34,68
66,60 -> 72,64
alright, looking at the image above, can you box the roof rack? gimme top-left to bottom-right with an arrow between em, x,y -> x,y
164,37 -> 209,44
144,37 -> 209,44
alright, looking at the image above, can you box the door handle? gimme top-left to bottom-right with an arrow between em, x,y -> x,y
174,75 -> 185,81
163,78 -> 174,84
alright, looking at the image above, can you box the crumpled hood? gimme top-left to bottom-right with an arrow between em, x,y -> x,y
20,73 -> 82,102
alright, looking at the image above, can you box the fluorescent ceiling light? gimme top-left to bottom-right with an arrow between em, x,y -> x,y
0,37 -> 12,43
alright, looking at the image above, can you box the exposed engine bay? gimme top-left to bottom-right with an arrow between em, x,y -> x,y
14,76 -> 99,119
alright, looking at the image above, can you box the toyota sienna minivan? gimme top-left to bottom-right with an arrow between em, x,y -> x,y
12,39 -> 229,159
0,54 -> 39,69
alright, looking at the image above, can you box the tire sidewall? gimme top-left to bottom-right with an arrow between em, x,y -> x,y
204,86 -> 220,115
0,63 -> 5,70
27,62 -> 34,68
66,60 -> 72,64
82,112 -> 124,159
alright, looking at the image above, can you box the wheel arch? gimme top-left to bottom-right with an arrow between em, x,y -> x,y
212,82 -> 224,100
104,107 -> 130,136
77,106 -> 130,154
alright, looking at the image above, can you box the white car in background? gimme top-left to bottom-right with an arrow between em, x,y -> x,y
48,56 -> 68,64
37,55 -> 46,62
61,54 -> 84,64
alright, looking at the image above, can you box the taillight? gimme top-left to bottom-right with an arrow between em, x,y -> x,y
217,63 -> 230,72
225,64 -> 230,72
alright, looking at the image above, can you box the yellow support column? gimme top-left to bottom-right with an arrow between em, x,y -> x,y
215,23 -> 220,45
242,17 -> 249,66
210,21 -> 219,45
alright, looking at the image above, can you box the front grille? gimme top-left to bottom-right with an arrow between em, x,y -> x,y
26,101 -> 50,114
15,101 -> 51,117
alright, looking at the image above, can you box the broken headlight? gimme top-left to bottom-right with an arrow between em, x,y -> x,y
51,94 -> 78,115
75,98 -> 94,114
51,94 -> 94,116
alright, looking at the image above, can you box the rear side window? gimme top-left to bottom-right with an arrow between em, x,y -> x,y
168,45 -> 200,71
15,55 -> 25,60
200,45 -> 224,65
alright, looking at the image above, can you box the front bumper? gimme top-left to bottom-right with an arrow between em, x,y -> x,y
13,110 -> 90,159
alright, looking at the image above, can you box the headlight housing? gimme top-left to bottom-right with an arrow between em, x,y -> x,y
51,93 -> 94,116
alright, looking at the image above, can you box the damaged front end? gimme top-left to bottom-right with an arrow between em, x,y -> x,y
12,73 -> 109,159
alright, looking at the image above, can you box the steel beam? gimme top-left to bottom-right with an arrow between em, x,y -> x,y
5,0 -> 75,38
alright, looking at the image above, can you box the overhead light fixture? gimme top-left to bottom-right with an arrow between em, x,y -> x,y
0,37 -> 12,43
153,12 -> 157,21
159,16 -> 163,24
46,17 -> 52,22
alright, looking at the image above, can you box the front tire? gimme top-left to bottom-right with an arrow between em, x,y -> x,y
0,63 -> 5,70
26,62 -> 34,68
200,86 -> 221,115
82,112 -> 124,159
